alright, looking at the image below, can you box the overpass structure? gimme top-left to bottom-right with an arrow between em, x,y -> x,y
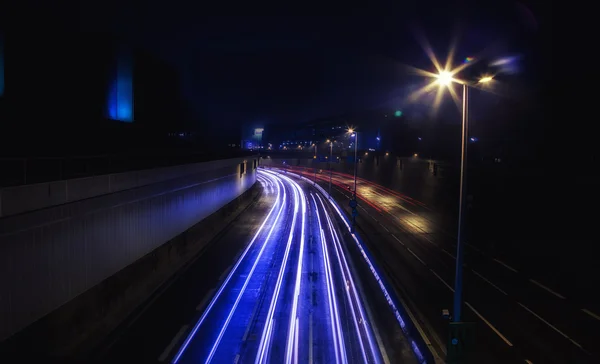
0,156 -> 257,354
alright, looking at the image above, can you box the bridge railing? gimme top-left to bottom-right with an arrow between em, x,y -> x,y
0,150 -> 253,187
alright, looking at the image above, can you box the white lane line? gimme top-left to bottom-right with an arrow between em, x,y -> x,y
379,223 -> 390,232
407,248 -> 426,266
421,235 -> 438,247
430,269 -> 454,292
465,242 -> 481,253
234,354 -> 240,363
370,214 -> 378,221
525,359 -> 533,364
441,248 -> 455,259
392,234 -> 405,246
529,279 -> 566,299
465,302 -> 513,347
218,265 -> 232,281
158,324 -> 189,362
517,302 -> 583,349
582,308 -> 600,321
472,270 -> 508,296
493,258 -> 518,273
196,288 -> 216,311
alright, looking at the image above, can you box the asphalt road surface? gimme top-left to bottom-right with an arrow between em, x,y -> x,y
92,169 -> 420,363
287,166 -> 599,364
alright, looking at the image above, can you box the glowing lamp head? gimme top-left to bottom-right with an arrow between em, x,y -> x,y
437,71 -> 453,86
479,76 -> 493,83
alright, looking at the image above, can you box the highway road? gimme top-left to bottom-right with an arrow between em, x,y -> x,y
287,166 -> 600,364
92,169 -> 421,363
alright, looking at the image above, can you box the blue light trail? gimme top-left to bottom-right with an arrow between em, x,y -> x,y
171,169 -> 395,364
172,172 -> 285,363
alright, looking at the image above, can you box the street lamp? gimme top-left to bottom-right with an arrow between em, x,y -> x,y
312,143 -> 317,185
348,129 -> 358,197
348,128 -> 359,232
435,70 -> 493,323
327,139 -> 333,198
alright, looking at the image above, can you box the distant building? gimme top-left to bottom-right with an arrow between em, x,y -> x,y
241,125 -> 264,151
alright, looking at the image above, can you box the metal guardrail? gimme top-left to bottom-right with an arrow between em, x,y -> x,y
0,150 -> 253,188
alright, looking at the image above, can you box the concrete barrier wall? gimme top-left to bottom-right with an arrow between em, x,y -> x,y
0,156 -> 257,341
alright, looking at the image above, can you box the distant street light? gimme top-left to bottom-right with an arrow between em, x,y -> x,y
348,128 -> 358,232
479,76 -> 493,83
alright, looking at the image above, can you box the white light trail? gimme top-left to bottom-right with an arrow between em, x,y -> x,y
311,193 -> 346,364
255,176 -> 301,364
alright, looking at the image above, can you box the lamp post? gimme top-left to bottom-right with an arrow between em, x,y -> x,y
348,129 -> 358,197
327,139 -> 333,198
348,129 -> 359,232
313,143 -> 317,185
436,71 -> 492,323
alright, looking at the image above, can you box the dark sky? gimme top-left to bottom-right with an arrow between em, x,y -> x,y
23,0 -> 550,133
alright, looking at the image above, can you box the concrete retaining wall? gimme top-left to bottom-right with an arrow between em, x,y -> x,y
0,156 -> 257,342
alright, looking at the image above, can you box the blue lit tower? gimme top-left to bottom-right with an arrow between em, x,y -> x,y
106,45 -> 133,122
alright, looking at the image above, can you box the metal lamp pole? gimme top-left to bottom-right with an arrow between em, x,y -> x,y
453,83 -> 469,322
314,144 -> 317,185
353,132 -> 358,197
329,140 -> 333,198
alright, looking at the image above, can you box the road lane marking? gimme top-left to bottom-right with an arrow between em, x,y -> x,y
407,248 -> 426,266
582,308 -> 600,321
517,302 -> 583,349
234,354 -> 240,363
430,269 -> 454,292
218,265 -> 232,281
421,235 -> 438,247
158,324 -> 189,362
379,223 -> 390,232
441,248 -> 455,259
392,234 -> 405,246
529,279 -> 566,299
525,360 -> 533,364
493,258 -> 518,273
465,302 -> 513,347
465,242 -> 480,251
196,288 -> 216,311
472,270 -> 508,295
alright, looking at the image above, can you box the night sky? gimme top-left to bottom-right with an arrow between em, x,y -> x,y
67,0 -> 549,132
